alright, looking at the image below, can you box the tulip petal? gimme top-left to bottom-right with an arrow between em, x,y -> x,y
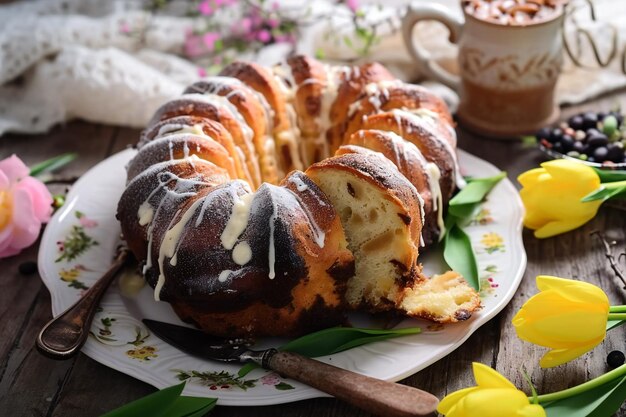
438,387 -> 478,414
539,342 -> 601,368
517,404 -> 547,417
473,362 -> 516,389
460,388 -> 530,417
533,217 -> 593,238
541,159 -> 600,186
536,276 -> 609,306
517,168 -> 545,187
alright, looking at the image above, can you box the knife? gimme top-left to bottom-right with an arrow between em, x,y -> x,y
143,319 -> 439,417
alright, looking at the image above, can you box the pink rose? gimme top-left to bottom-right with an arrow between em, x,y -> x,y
0,155 -> 53,258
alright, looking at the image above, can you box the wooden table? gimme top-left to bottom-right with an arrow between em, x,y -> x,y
2,91 -> 626,417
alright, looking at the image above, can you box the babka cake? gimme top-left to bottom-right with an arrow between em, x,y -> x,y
117,55 -> 481,338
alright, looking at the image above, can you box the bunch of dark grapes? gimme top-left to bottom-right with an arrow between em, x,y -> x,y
537,110 -> 626,166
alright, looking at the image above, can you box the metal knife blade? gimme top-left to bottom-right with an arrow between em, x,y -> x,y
142,319 -> 253,362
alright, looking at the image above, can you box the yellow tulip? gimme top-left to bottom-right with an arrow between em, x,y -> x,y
438,362 -> 545,417
518,159 -> 602,238
512,276 -> 609,368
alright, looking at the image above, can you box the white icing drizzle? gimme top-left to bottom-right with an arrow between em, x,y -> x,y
181,93 -> 256,157
289,175 -> 308,192
268,192 -> 277,280
218,269 -> 233,283
426,162 -> 445,240
220,192 -> 254,250
155,196 -> 205,301
138,202 -> 154,226
130,161 -> 209,276
232,241 -> 252,265
157,123 -> 205,138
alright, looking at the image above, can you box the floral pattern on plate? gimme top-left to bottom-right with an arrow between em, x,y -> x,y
38,149 -> 526,406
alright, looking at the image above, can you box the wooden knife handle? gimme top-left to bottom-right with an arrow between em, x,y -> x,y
36,247 -> 129,359
267,350 -> 439,417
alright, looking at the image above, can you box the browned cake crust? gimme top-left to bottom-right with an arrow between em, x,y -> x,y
117,56 -> 479,338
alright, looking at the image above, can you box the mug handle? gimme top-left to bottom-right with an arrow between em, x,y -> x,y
402,2 -> 463,90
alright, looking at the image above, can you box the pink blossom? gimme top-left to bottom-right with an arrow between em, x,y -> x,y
78,215 -> 98,229
198,0 -> 213,16
256,30 -> 271,43
197,67 -> 207,77
240,17 -> 252,32
266,18 -> 280,29
271,1 -> 280,11
260,373 -> 280,386
184,34 -> 205,58
0,155 -> 52,258
119,21 -> 131,34
203,32 -> 221,51
346,0 -> 359,13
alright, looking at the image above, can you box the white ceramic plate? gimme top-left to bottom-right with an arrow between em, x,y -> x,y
39,148 -> 525,406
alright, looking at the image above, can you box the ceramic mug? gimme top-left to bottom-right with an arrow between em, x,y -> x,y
402,2 -> 565,137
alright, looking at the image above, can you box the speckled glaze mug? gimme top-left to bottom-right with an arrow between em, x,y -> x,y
402,1 -> 565,137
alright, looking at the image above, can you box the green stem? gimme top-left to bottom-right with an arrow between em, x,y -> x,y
609,305 -> 626,313
607,313 -> 626,320
534,363 -> 626,403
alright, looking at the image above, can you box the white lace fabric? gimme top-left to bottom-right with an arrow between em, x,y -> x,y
1,0 -> 625,137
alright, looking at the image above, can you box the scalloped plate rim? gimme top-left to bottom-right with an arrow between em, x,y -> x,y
38,147 -> 526,406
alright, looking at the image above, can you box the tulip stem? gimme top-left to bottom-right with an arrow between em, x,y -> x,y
609,305 -> 626,313
607,313 -> 626,320
534,363 -> 626,403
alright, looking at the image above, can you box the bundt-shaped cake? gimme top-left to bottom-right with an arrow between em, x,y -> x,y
117,55 -> 481,338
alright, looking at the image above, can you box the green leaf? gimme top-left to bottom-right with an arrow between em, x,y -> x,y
581,181 -> 626,202
274,382 -> 295,391
607,319 -> 625,331
29,153 -> 77,177
443,223 -> 479,290
543,375 -> 626,417
448,172 -> 506,217
101,382 -> 184,417
172,397 -> 217,417
238,326 -> 421,377
280,326 -> 421,358
593,168 -> 626,183
100,382 -> 217,417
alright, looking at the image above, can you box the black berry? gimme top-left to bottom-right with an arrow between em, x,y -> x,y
560,135 -> 575,152
549,128 -> 563,144
582,112 -> 598,130
607,143 -> 625,162
568,115 -> 584,130
608,350 -> 625,368
587,133 -> 609,148
593,146 -> 609,161
572,141 -> 586,153
552,142 -> 564,153
536,127 -> 551,141
18,261 -> 38,276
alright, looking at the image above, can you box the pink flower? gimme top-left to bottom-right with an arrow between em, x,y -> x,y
256,30 -> 271,43
0,155 -> 52,258
266,18 -> 280,29
198,0 -> 213,16
184,34 -> 204,58
346,0 -> 359,13
78,215 -> 98,229
119,21 -> 131,34
260,373 -> 280,386
203,32 -> 221,51
197,67 -> 207,77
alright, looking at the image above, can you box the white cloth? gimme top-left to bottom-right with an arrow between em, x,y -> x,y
1,0 -> 625,136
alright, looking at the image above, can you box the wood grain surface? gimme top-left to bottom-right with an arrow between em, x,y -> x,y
1,91 -> 626,416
